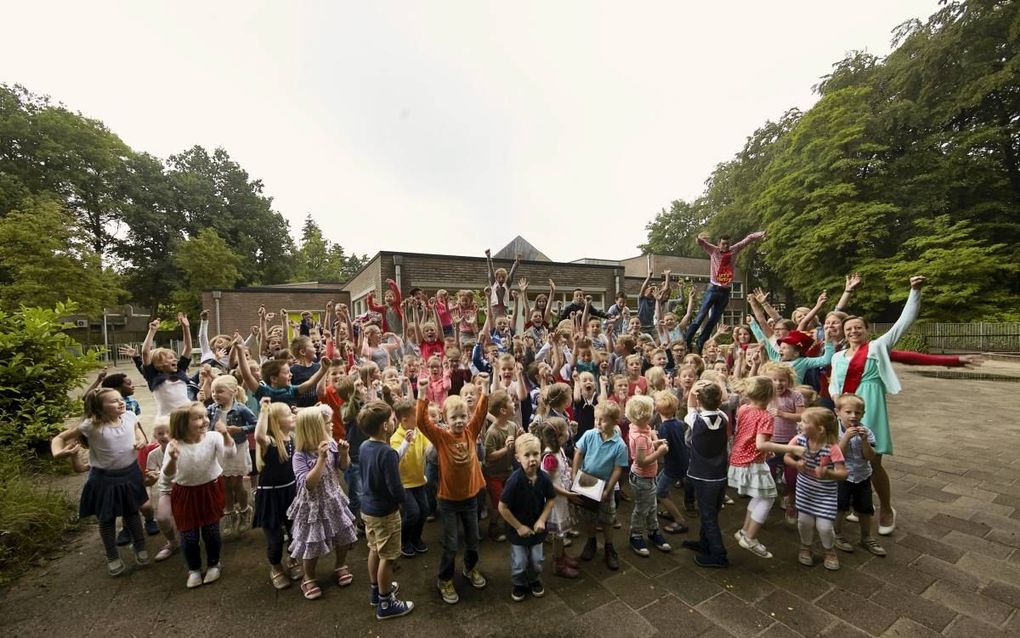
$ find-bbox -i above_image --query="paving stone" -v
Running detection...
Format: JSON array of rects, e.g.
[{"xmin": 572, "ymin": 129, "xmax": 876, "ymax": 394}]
[
  {"xmin": 984, "ymin": 529, "xmax": 1020, "ymax": 549},
  {"xmin": 941, "ymin": 530, "xmax": 1013, "ymax": 559},
  {"xmin": 819, "ymin": 564, "xmax": 883, "ymax": 598},
  {"xmin": 654, "ymin": 565, "xmax": 724, "ymax": 606},
  {"xmin": 927, "ymin": 513, "xmax": 991, "ymax": 537},
  {"xmin": 965, "ymin": 469, "xmax": 1015, "ymax": 485},
  {"xmin": 637, "ymin": 594, "xmax": 714, "ymax": 637},
  {"xmin": 920, "ymin": 581, "xmax": 1013, "ymax": 625},
  {"xmin": 978, "ymin": 580, "xmax": 1020, "ymax": 609},
  {"xmin": 868, "ymin": 584, "xmax": 956, "ymax": 632},
  {"xmin": 754, "ymin": 589, "xmax": 837, "ymax": 637},
  {"xmin": 879, "ymin": 617, "xmax": 943, "ymax": 638},
  {"xmin": 910, "ymin": 555, "xmax": 981, "ymax": 591},
  {"xmin": 941, "ymin": 615, "xmax": 1009, "ymax": 637},
  {"xmin": 817, "ymin": 620, "xmax": 870, "ymax": 638},
  {"xmin": 860, "ymin": 556, "xmax": 935, "ymax": 594},
  {"xmin": 695, "ymin": 592, "xmax": 775, "ymax": 636},
  {"xmin": 940, "ymin": 483, "xmax": 999, "ymax": 502},
  {"xmin": 897, "ymin": 532, "xmax": 964, "ymax": 564},
  {"xmin": 907, "ymin": 485, "xmax": 960, "ymax": 503},
  {"xmin": 816, "ymin": 588, "xmax": 898, "ymax": 635},
  {"xmin": 970, "ymin": 510, "xmax": 1020, "ymax": 535},
  {"xmin": 759, "ymin": 568, "xmax": 834, "ymax": 603},
  {"xmin": 954, "ymin": 549, "xmax": 1020, "ymax": 585},
  {"xmin": 694, "ymin": 563, "xmax": 776, "ymax": 603},
  {"xmin": 573, "ymin": 599, "xmax": 657, "ymax": 638},
  {"xmin": 553, "ymin": 573, "xmax": 616, "ymax": 615},
  {"xmin": 601, "ymin": 565, "xmax": 671, "ymax": 610},
  {"xmin": 757, "ymin": 622, "xmax": 801, "ymax": 638}
]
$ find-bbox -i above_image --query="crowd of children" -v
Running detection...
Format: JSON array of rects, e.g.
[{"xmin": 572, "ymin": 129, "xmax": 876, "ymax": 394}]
[{"xmin": 56, "ymin": 237, "xmax": 985, "ymax": 621}]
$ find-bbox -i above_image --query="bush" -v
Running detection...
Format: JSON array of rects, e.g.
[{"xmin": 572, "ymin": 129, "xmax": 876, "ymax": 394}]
[
  {"xmin": 890, "ymin": 328, "xmax": 929, "ymax": 354},
  {"xmin": 0, "ymin": 451, "xmax": 77, "ymax": 584},
  {"xmin": 0, "ymin": 302, "xmax": 101, "ymax": 450}
]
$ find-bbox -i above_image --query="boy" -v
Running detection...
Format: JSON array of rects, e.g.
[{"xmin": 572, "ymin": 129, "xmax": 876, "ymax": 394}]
[
  {"xmin": 289, "ymin": 335, "xmax": 322, "ymax": 408},
  {"xmin": 682, "ymin": 380, "xmax": 730, "ymax": 568},
  {"xmin": 357, "ymin": 400, "xmax": 414, "ymax": 620},
  {"xmin": 833, "ymin": 394, "xmax": 886, "ymax": 557},
  {"xmin": 625, "ymin": 395, "xmax": 671, "ymax": 556},
  {"xmin": 390, "ymin": 398, "xmax": 432, "ymax": 557},
  {"xmin": 235, "ymin": 334, "xmax": 330, "ymax": 405},
  {"xmin": 483, "ymin": 390, "xmax": 524, "ymax": 542},
  {"xmin": 416, "ymin": 374, "xmax": 491, "ymax": 604},
  {"xmin": 485, "ymin": 249, "xmax": 520, "ymax": 317},
  {"xmin": 498, "ymin": 433, "xmax": 556, "ymax": 602},
  {"xmin": 572, "ymin": 402, "xmax": 629, "ymax": 570},
  {"xmin": 653, "ymin": 390, "xmax": 690, "ymax": 535}
]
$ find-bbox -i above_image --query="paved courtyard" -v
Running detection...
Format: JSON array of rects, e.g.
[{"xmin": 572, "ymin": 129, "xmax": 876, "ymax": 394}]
[{"xmin": 2, "ymin": 361, "xmax": 1019, "ymax": 637}]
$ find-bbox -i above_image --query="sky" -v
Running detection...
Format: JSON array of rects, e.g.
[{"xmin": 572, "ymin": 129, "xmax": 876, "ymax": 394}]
[{"xmin": 3, "ymin": 1, "xmax": 942, "ymax": 263}]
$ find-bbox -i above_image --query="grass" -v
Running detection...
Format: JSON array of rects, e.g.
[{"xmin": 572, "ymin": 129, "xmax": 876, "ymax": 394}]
[{"xmin": 0, "ymin": 451, "xmax": 78, "ymax": 585}]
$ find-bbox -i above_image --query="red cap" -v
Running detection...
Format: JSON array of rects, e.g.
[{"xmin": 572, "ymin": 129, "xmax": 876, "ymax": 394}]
[{"xmin": 778, "ymin": 330, "xmax": 814, "ymax": 351}]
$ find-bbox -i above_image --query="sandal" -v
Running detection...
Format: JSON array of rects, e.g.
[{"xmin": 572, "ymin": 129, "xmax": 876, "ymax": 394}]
[
  {"xmin": 334, "ymin": 565, "xmax": 354, "ymax": 587},
  {"xmin": 286, "ymin": 558, "xmax": 304, "ymax": 581},
  {"xmin": 301, "ymin": 579, "xmax": 322, "ymax": 600},
  {"xmin": 798, "ymin": 547, "xmax": 813, "ymax": 566},
  {"xmin": 663, "ymin": 522, "xmax": 689, "ymax": 534},
  {"xmin": 270, "ymin": 568, "xmax": 291, "ymax": 590}
]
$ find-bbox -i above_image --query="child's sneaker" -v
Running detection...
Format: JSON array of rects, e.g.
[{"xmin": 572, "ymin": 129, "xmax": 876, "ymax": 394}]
[
  {"xmin": 648, "ymin": 532, "xmax": 672, "ymax": 553},
  {"xmin": 376, "ymin": 592, "xmax": 414, "ymax": 620},
  {"xmin": 845, "ymin": 510, "xmax": 859, "ymax": 523},
  {"xmin": 145, "ymin": 518, "xmax": 160, "ymax": 536},
  {"xmin": 135, "ymin": 549, "xmax": 150, "ymax": 566},
  {"xmin": 369, "ymin": 582, "xmax": 400, "ymax": 606},
  {"xmin": 462, "ymin": 567, "xmax": 487, "ymax": 589},
  {"xmin": 400, "ymin": 543, "xmax": 416, "ymax": 558},
  {"xmin": 833, "ymin": 535, "xmax": 854, "ymax": 553},
  {"xmin": 737, "ymin": 534, "xmax": 773, "ymax": 559},
  {"xmin": 203, "ymin": 564, "xmax": 221, "ymax": 584},
  {"xmin": 605, "ymin": 544, "xmax": 620, "ymax": 570},
  {"xmin": 861, "ymin": 536, "xmax": 887, "ymax": 556},
  {"xmin": 823, "ymin": 551, "xmax": 840, "ymax": 571},
  {"xmin": 412, "ymin": 540, "xmax": 429, "ymax": 554},
  {"xmin": 186, "ymin": 570, "xmax": 203, "ymax": 588},
  {"xmin": 511, "ymin": 585, "xmax": 527, "ymax": 602},
  {"xmin": 107, "ymin": 558, "xmax": 125, "ymax": 576},
  {"xmin": 798, "ymin": 547, "xmax": 813, "ymax": 566},
  {"xmin": 580, "ymin": 537, "xmax": 597, "ymax": 561},
  {"xmin": 221, "ymin": 511, "xmax": 236, "ymax": 536},
  {"xmin": 237, "ymin": 506, "xmax": 253, "ymax": 533},
  {"xmin": 529, "ymin": 580, "xmax": 545, "ymax": 598},
  {"xmin": 630, "ymin": 534, "xmax": 650, "ymax": 557},
  {"xmin": 437, "ymin": 579, "xmax": 459, "ymax": 604}
]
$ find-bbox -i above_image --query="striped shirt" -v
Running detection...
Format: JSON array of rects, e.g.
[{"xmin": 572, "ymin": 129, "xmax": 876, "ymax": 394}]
[{"xmin": 792, "ymin": 434, "xmax": 845, "ymax": 520}]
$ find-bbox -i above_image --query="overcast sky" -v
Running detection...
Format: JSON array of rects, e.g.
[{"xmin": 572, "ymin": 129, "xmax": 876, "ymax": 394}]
[{"xmin": 4, "ymin": 1, "xmax": 940, "ymax": 263}]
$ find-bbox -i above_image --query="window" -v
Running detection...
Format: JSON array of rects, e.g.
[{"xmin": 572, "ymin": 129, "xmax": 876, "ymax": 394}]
[
  {"xmin": 723, "ymin": 310, "xmax": 743, "ymax": 327},
  {"xmin": 731, "ymin": 281, "xmax": 744, "ymax": 299}
]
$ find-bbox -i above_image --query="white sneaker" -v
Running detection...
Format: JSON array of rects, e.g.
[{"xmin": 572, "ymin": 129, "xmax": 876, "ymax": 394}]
[
  {"xmin": 737, "ymin": 534, "xmax": 773, "ymax": 559},
  {"xmin": 154, "ymin": 543, "xmax": 176, "ymax": 562},
  {"xmin": 203, "ymin": 564, "xmax": 222, "ymax": 584},
  {"xmin": 187, "ymin": 571, "xmax": 203, "ymax": 588},
  {"xmin": 845, "ymin": 510, "xmax": 859, "ymax": 523}
]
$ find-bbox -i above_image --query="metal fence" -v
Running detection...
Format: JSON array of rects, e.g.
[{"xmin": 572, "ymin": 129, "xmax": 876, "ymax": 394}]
[{"xmin": 871, "ymin": 322, "xmax": 1020, "ymax": 353}]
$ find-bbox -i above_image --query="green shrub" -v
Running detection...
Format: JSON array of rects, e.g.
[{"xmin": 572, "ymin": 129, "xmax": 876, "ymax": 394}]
[
  {"xmin": 0, "ymin": 302, "xmax": 101, "ymax": 450},
  {"xmin": 0, "ymin": 451, "xmax": 77, "ymax": 584},
  {"xmin": 890, "ymin": 328, "xmax": 929, "ymax": 354}
]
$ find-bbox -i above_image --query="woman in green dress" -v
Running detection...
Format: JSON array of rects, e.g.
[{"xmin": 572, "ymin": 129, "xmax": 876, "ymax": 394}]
[{"xmin": 828, "ymin": 276, "xmax": 925, "ymax": 536}]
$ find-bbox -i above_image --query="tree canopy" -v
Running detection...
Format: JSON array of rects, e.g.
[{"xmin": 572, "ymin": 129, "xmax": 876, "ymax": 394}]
[{"xmin": 643, "ymin": 0, "xmax": 1020, "ymax": 321}]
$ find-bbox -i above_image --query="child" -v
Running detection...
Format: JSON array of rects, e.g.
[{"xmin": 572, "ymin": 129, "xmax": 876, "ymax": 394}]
[
  {"xmin": 415, "ymin": 375, "xmax": 490, "ymax": 605},
  {"xmin": 252, "ymin": 400, "xmax": 302, "ymax": 589},
  {"xmin": 358, "ymin": 400, "xmax": 415, "ymax": 620},
  {"xmin": 390, "ymin": 398, "xmax": 432, "ymax": 557},
  {"xmin": 498, "ymin": 432, "xmax": 556, "ymax": 602},
  {"xmin": 682, "ymin": 380, "xmax": 730, "ymax": 568},
  {"xmin": 653, "ymin": 390, "xmax": 690, "ymax": 535},
  {"xmin": 626, "ymin": 395, "xmax": 671, "ymax": 556},
  {"xmin": 485, "ymin": 249, "xmax": 520, "ymax": 317},
  {"xmin": 535, "ymin": 418, "xmax": 579, "ymax": 578},
  {"xmin": 571, "ymin": 371, "xmax": 599, "ymax": 443},
  {"xmin": 52, "ymin": 389, "xmax": 149, "ymax": 575},
  {"xmin": 572, "ymin": 402, "xmax": 629, "ymax": 571},
  {"xmin": 761, "ymin": 362, "xmax": 804, "ymax": 526},
  {"xmin": 163, "ymin": 401, "xmax": 237, "ymax": 588},
  {"xmin": 288, "ymin": 408, "xmax": 359, "ymax": 600},
  {"xmin": 483, "ymin": 390, "xmax": 524, "ymax": 542},
  {"xmin": 236, "ymin": 335, "xmax": 330, "ymax": 405},
  {"xmin": 145, "ymin": 422, "xmax": 178, "ymax": 562},
  {"xmin": 784, "ymin": 408, "xmax": 848, "ymax": 570},
  {"xmin": 141, "ymin": 314, "xmax": 194, "ymax": 419},
  {"xmin": 833, "ymin": 394, "xmax": 886, "ymax": 557},
  {"xmin": 289, "ymin": 335, "xmax": 322, "ymax": 408},
  {"xmin": 728, "ymin": 377, "xmax": 804, "ymax": 559},
  {"xmin": 207, "ymin": 375, "xmax": 257, "ymax": 536}
]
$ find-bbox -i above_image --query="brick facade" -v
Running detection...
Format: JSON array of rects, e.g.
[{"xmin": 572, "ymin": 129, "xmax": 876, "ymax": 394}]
[{"xmin": 200, "ymin": 287, "xmax": 350, "ymax": 339}]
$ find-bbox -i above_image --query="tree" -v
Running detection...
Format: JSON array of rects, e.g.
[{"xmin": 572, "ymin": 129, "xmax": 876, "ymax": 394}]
[
  {"xmin": 172, "ymin": 228, "xmax": 242, "ymax": 315},
  {"xmin": 0, "ymin": 197, "xmax": 124, "ymax": 315},
  {"xmin": 292, "ymin": 214, "xmax": 369, "ymax": 283},
  {"xmin": 639, "ymin": 200, "xmax": 708, "ymax": 257}
]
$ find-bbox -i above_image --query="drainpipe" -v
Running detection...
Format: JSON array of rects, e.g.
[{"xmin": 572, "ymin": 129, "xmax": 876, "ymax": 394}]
[
  {"xmin": 393, "ymin": 255, "xmax": 404, "ymax": 291},
  {"xmin": 212, "ymin": 290, "xmax": 222, "ymax": 335}
]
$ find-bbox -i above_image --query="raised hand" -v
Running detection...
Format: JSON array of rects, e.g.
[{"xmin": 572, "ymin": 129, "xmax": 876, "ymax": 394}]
[
  {"xmin": 177, "ymin": 312, "xmax": 189, "ymax": 328},
  {"xmin": 317, "ymin": 440, "xmax": 330, "ymax": 458},
  {"xmin": 909, "ymin": 275, "xmax": 927, "ymax": 289},
  {"xmin": 168, "ymin": 440, "xmax": 180, "ymax": 460},
  {"xmin": 518, "ymin": 277, "xmax": 529, "ymax": 291},
  {"xmin": 148, "ymin": 318, "xmax": 161, "ymax": 332},
  {"xmin": 845, "ymin": 273, "xmax": 862, "ymax": 292},
  {"xmin": 118, "ymin": 345, "xmax": 138, "ymax": 358},
  {"xmin": 200, "ymin": 309, "xmax": 209, "ymax": 320}
]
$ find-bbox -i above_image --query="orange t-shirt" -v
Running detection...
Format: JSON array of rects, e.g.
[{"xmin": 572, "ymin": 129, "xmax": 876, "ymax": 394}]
[
  {"xmin": 416, "ymin": 395, "xmax": 488, "ymax": 502},
  {"xmin": 319, "ymin": 385, "xmax": 346, "ymax": 441}
]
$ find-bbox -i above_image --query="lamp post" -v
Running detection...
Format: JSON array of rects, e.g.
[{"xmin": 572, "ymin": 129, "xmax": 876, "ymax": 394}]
[{"xmin": 212, "ymin": 290, "xmax": 222, "ymax": 335}]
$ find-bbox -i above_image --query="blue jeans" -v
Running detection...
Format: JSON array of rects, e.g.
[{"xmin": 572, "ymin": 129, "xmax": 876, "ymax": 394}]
[
  {"xmin": 685, "ymin": 284, "xmax": 731, "ymax": 350},
  {"xmin": 344, "ymin": 462, "xmax": 362, "ymax": 516},
  {"xmin": 655, "ymin": 471, "xmax": 695, "ymax": 508},
  {"xmin": 690, "ymin": 478, "xmax": 727, "ymax": 564},
  {"xmin": 510, "ymin": 542, "xmax": 544, "ymax": 587},
  {"xmin": 401, "ymin": 486, "xmax": 429, "ymax": 546},
  {"xmin": 437, "ymin": 497, "xmax": 480, "ymax": 581}
]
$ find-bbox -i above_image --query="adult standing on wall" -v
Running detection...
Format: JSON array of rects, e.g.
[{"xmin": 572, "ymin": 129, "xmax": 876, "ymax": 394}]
[
  {"xmin": 685, "ymin": 230, "xmax": 766, "ymax": 353},
  {"xmin": 828, "ymin": 275, "xmax": 926, "ymax": 536}
]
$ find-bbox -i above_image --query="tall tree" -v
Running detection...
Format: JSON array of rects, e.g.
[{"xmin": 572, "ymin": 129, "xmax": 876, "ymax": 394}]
[
  {"xmin": 293, "ymin": 214, "xmax": 368, "ymax": 283},
  {"xmin": 172, "ymin": 228, "xmax": 242, "ymax": 315},
  {"xmin": 639, "ymin": 200, "xmax": 708, "ymax": 257}
]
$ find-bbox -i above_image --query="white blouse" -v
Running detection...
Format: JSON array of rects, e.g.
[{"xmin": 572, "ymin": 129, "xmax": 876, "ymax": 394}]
[
  {"xmin": 162, "ymin": 432, "xmax": 236, "ymax": 486},
  {"xmin": 78, "ymin": 412, "xmax": 139, "ymax": 470}
]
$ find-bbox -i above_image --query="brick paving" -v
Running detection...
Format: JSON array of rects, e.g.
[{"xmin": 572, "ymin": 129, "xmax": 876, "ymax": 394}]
[{"xmin": 1, "ymin": 361, "xmax": 1018, "ymax": 637}]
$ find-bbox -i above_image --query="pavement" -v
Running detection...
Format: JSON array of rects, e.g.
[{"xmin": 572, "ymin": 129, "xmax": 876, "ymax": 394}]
[{"xmin": 1, "ymin": 360, "xmax": 1019, "ymax": 637}]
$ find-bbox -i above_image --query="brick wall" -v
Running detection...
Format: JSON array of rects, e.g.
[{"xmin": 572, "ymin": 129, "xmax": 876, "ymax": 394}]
[{"xmin": 200, "ymin": 288, "xmax": 350, "ymax": 338}]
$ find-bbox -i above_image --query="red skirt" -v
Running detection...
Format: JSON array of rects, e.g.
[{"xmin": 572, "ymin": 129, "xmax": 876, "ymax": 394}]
[{"xmin": 171, "ymin": 478, "xmax": 225, "ymax": 532}]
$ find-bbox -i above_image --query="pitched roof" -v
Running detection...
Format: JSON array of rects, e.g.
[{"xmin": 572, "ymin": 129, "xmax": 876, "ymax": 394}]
[{"xmin": 492, "ymin": 236, "xmax": 551, "ymax": 262}]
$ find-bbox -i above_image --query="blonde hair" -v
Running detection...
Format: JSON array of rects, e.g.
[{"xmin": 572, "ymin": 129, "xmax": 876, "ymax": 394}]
[
  {"xmin": 653, "ymin": 390, "xmax": 679, "ymax": 416},
  {"xmin": 149, "ymin": 347, "xmax": 176, "ymax": 366},
  {"xmin": 736, "ymin": 376, "xmax": 775, "ymax": 406},
  {"xmin": 294, "ymin": 407, "xmax": 328, "ymax": 452},
  {"xmin": 835, "ymin": 393, "xmax": 865, "ymax": 412},
  {"xmin": 802, "ymin": 407, "xmax": 839, "ymax": 445},
  {"xmin": 211, "ymin": 374, "xmax": 247, "ymax": 404},
  {"xmin": 760, "ymin": 361, "xmax": 796, "ymax": 388},
  {"xmin": 795, "ymin": 385, "xmax": 818, "ymax": 407},
  {"xmin": 443, "ymin": 394, "xmax": 467, "ymax": 416},
  {"xmin": 644, "ymin": 366, "xmax": 666, "ymax": 391},
  {"xmin": 515, "ymin": 432, "xmax": 540, "ymax": 455},
  {"xmin": 257, "ymin": 403, "xmax": 293, "ymax": 471},
  {"xmin": 625, "ymin": 394, "xmax": 654, "ymax": 424},
  {"xmin": 597, "ymin": 401, "xmax": 621, "ymax": 424}
]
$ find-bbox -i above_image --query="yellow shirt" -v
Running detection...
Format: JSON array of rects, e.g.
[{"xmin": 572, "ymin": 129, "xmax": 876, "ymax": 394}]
[{"xmin": 390, "ymin": 425, "xmax": 431, "ymax": 489}]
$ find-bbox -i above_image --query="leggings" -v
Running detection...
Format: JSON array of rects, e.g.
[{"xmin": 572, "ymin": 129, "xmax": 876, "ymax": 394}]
[
  {"xmin": 180, "ymin": 523, "xmax": 222, "ymax": 572},
  {"xmin": 263, "ymin": 521, "xmax": 293, "ymax": 565},
  {"xmin": 797, "ymin": 513, "xmax": 835, "ymax": 549},
  {"xmin": 748, "ymin": 497, "xmax": 774, "ymax": 525},
  {"xmin": 155, "ymin": 493, "xmax": 177, "ymax": 544},
  {"xmin": 98, "ymin": 514, "xmax": 144, "ymax": 560}
]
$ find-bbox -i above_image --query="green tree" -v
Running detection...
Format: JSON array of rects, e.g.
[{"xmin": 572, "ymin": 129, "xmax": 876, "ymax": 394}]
[
  {"xmin": 0, "ymin": 197, "xmax": 123, "ymax": 315},
  {"xmin": 292, "ymin": 214, "xmax": 368, "ymax": 283},
  {"xmin": 639, "ymin": 200, "xmax": 708, "ymax": 257},
  {"xmin": 172, "ymin": 228, "xmax": 242, "ymax": 315}
]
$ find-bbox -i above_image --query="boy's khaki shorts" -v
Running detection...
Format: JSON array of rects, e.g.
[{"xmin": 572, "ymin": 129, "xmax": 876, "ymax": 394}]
[{"xmin": 361, "ymin": 511, "xmax": 403, "ymax": 560}]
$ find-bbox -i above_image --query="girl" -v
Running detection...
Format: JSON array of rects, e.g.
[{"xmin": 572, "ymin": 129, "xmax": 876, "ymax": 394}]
[
  {"xmin": 208, "ymin": 375, "xmax": 257, "ymax": 536},
  {"xmin": 288, "ymin": 408, "xmax": 358, "ymax": 600},
  {"xmin": 52, "ymin": 389, "xmax": 148, "ymax": 575},
  {"xmin": 785, "ymin": 408, "xmax": 847, "ymax": 570},
  {"xmin": 536, "ymin": 418, "xmax": 579, "ymax": 578},
  {"xmin": 361, "ymin": 325, "xmax": 402, "ymax": 370},
  {"xmin": 253, "ymin": 399, "xmax": 302, "ymax": 589},
  {"xmin": 674, "ymin": 364, "xmax": 699, "ymax": 407},
  {"xmin": 424, "ymin": 355, "xmax": 451, "ymax": 406},
  {"xmin": 435, "ymin": 289, "xmax": 454, "ymax": 337},
  {"xmin": 163, "ymin": 401, "xmax": 237, "ymax": 588},
  {"xmin": 624, "ymin": 354, "xmax": 647, "ymax": 398},
  {"xmin": 144, "ymin": 422, "xmax": 178, "ymax": 562},
  {"xmin": 728, "ymin": 377, "xmax": 804, "ymax": 559},
  {"xmin": 761, "ymin": 362, "xmax": 804, "ymax": 527}
]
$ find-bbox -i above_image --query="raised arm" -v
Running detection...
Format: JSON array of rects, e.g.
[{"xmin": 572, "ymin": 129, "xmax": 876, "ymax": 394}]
[
  {"xmin": 141, "ymin": 317, "xmax": 159, "ymax": 365},
  {"xmin": 797, "ymin": 290, "xmax": 828, "ymax": 331},
  {"xmin": 485, "ymin": 248, "xmax": 495, "ymax": 284},
  {"xmin": 875, "ymin": 277, "xmax": 924, "ymax": 349},
  {"xmin": 544, "ymin": 279, "xmax": 556, "ymax": 326},
  {"xmin": 507, "ymin": 254, "xmax": 521, "ymax": 285},
  {"xmin": 728, "ymin": 230, "xmax": 766, "ymax": 256},
  {"xmin": 198, "ymin": 310, "xmax": 213, "ymax": 361},
  {"xmin": 234, "ymin": 334, "xmax": 260, "ymax": 392},
  {"xmin": 678, "ymin": 285, "xmax": 696, "ymax": 330},
  {"xmin": 834, "ymin": 273, "xmax": 861, "ymax": 313},
  {"xmin": 297, "ymin": 357, "xmax": 331, "ymax": 395}
]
